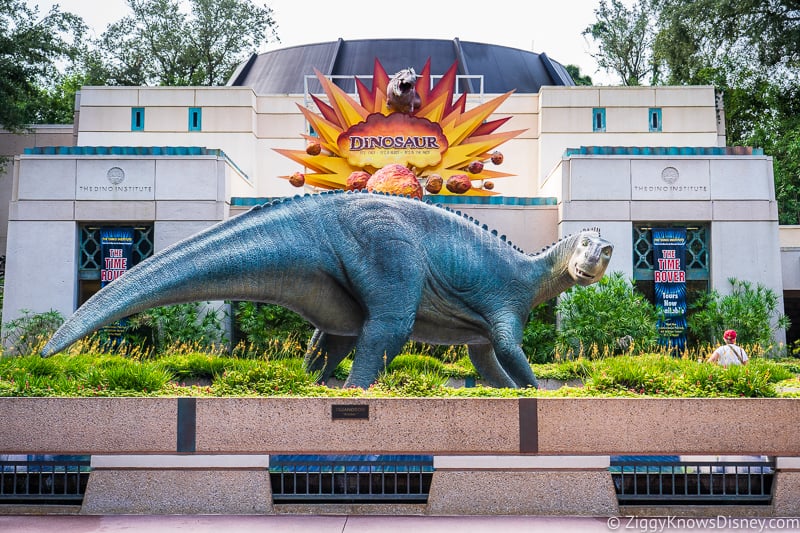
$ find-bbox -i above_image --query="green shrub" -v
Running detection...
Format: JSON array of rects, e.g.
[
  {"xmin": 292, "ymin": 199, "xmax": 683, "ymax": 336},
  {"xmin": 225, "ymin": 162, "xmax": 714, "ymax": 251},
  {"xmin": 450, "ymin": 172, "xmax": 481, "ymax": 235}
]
[
  {"xmin": 522, "ymin": 302, "xmax": 557, "ymax": 363},
  {"xmin": 532, "ymin": 358, "xmax": 594, "ymax": 381},
  {"xmin": 83, "ymin": 358, "xmax": 173, "ymax": 394},
  {"xmin": 586, "ymin": 354, "xmax": 682, "ymax": 395},
  {"xmin": 374, "ymin": 366, "xmax": 448, "ymax": 396},
  {"xmin": 234, "ymin": 302, "xmax": 313, "ymax": 352},
  {"xmin": 155, "ymin": 352, "xmax": 241, "ymax": 381},
  {"xmin": 388, "ymin": 354, "xmax": 446, "ymax": 374},
  {"xmin": 443, "ymin": 355, "xmax": 480, "ymax": 379},
  {"xmin": 2, "ymin": 309, "xmax": 65, "ymax": 356},
  {"xmin": 124, "ymin": 302, "xmax": 227, "ymax": 353},
  {"xmin": 212, "ymin": 358, "xmax": 322, "ymax": 395},
  {"xmin": 688, "ymin": 277, "xmax": 789, "ymax": 350},
  {"xmin": 400, "ymin": 342, "xmax": 467, "ymax": 364},
  {"xmin": 583, "ymin": 353, "xmax": 783, "ymax": 397},
  {"xmin": 556, "ymin": 272, "xmax": 659, "ymax": 359}
]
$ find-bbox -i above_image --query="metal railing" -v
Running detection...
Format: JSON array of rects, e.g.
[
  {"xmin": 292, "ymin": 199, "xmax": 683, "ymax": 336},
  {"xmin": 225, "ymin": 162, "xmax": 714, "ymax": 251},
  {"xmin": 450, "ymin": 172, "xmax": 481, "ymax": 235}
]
[
  {"xmin": 302, "ymin": 73, "xmax": 485, "ymax": 132},
  {"xmin": 0, "ymin": 456, "xmax": 91, "ymax": 505},
  {"xmin": 270, "ymin": 454, "xmax": 434, "ymax": 503},
  {"xmin": 610, "ymin": 456, "xmax": 774, "ymax": 505}
]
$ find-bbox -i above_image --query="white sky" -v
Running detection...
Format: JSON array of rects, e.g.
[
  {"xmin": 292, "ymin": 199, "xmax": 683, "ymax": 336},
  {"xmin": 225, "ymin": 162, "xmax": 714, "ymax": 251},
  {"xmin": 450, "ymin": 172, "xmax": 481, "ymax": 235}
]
[{"xmin": 30, "ymin": 0, "xmax": 617, "ymax": 85}]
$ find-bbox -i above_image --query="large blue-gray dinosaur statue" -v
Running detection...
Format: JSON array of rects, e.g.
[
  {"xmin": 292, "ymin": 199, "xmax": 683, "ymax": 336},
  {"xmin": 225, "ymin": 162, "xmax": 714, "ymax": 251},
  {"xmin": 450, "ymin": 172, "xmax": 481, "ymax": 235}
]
[{"xmin": 41, "ymin": 191, "xmax": 613, "ymax": 389}]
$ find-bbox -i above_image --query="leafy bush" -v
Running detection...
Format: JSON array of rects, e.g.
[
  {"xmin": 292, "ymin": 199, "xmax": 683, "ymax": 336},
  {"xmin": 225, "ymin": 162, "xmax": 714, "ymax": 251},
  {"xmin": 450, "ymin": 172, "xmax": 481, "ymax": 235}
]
[
  {"xmin": 583, "ymin": 353, "xmax": 787, "ymax": 397},
  {"xmin": 212, "ymin": 358, "xmax": 322, "ymax": 396},
  {"xmin": 401, "ymin": 341, "xmax": 467, "ymax": 364},
  {"xmin": 532, "ymin": 358, "xmax": 594, "ymax": 381},
  {"xmin": 522, "ymin": 302, "xmax": 557, "ymax": 363},
  {"xmin": 555, "ymin": 272, "xmax": 659, "ymax": 358},
  {"xmin": 83, "ymin": 358, "xmax": 173, "ymax": 394},
  {"xmin": 688, "ymin": 277, "xmax": 790, "ymax": 351},
  {"xmin": 155, "ymin": 352, "xmax": 242, "ymax": 381},
  {"xmin": 374, "ymin": 366, "xmax": 448, "ymax": 396},
  {"xmin": 234, "ymin": 302, "xmax": 313, "ymax": 352},
  {"xmin": 0, "ymin": 345, "xmax": 797, "ymax": 398},
  {"xmin": 2, "ymin": 309, "xmax": 64, "ymax": 356},
  {"xmin": 125, "ymin": 302, "xmax": 227, "ymax": 353},
  {"xmin": 388, "ymin": 354, "xmax": 446, "ymax": 374},
  {"xmin": 0, "ymin": 353, "xmax": 174, "ymax": 396}
]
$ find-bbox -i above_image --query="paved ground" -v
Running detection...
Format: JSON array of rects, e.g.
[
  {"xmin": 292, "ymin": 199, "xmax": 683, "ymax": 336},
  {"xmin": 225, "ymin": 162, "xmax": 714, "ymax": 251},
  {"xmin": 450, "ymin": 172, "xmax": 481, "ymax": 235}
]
[
  {"xmin": 6, "ymin": 514, "xmax": 800, "ymax": 533},
  {"xmin": 0, "ymin": 514, "xmax": 628, "ymax": 533}
]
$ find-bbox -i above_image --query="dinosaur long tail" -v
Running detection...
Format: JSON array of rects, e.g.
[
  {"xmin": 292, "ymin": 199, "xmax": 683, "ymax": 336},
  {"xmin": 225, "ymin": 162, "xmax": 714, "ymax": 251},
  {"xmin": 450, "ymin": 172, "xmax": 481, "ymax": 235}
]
[{"xmin": 40, "ymin": 212, "xmax": 276, "ymax": 357}]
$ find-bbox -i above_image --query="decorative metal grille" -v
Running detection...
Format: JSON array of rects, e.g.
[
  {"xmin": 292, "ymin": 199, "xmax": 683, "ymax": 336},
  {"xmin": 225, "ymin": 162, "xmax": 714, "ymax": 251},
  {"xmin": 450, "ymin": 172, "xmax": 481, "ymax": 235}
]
[
  {"xmin": 270, "ymin": 455, "xmax": 434, "ymax": 503},
  {"xmin": 633, "ymin": 225, "xmax": 708, "ymax": 280},
  {"xmin": 79, "ymin": 225, "xmax": 153, "ymax": 280},
  {"xmin": 0, "ymin": 455, "xmax": 91, "ymax": 505},
  {"xmin": 611, "ymin": 456, "xmax": 774, "ymax": 505}
]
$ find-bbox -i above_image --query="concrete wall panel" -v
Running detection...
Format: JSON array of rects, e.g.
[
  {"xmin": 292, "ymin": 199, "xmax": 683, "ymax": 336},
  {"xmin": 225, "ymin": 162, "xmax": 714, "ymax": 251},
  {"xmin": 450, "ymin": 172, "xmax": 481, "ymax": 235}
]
[
  {"xmin": 194, "ymin": 88, "xmax": 255, "ymax": 107},
  {"xmin": 599, "ymin": 88, "xmax": 656, "ymax": 107},
  {"xmin": 138, "ymin": 88, "xmax": 196, "ymax": 107},
  {"xmin": 77, "ymin": 107, "xmax": 135, "ymax": 133},
  {"xmin": 538, "ymin": 87, "xmax": 600, "ymax": 108},
  {"xmin": 2, "ymin": 220, "xmax": 76, "ymax": 323},
  {"xmin": 79, "ymin": 88, "xmax": 140, "ymax": 107},
  {"xmin": 17, "ymin": 158, "xmax": 77, "ymax": 200},
  {"xmin": 155, "ymin": 158, "xmax": 219, "ymax": 200},
  {"xmin": 569, "ymin": 159, "xmax": 631, "ymax": 200},
  {"xmin": 710, "ymin": 158, "xmax": 774, "ymax": 200}
]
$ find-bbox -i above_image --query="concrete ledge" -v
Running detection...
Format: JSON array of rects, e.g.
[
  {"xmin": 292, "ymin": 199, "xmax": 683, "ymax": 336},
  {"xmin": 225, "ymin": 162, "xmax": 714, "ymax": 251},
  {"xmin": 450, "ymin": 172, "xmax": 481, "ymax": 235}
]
[
  {"xmin": 91, "ymin": 454, "xmax": 270, "ymax": 469},
  {"xmin": 776, "ymin": 457, "xmax": 800, "ymax": 470}
]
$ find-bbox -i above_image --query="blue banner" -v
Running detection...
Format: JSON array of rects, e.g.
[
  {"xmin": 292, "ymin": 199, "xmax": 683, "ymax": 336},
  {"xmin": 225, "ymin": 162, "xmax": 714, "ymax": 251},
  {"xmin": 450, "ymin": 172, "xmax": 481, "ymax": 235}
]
[
  {"xmin": 100, "ymin": 227, "xmax": 134, "ymax": 340},
  {"xmin": 100, "ymin": 227, "xmax": 133, "ymax": 287},
  {"xmin": 653, "ymin": 228, "xmax": 687, "ymax": 351}
]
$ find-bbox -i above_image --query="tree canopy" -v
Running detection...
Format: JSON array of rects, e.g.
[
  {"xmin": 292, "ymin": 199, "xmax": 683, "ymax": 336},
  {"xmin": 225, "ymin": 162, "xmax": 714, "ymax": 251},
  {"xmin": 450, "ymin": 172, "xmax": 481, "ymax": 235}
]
[
  {"xmin": 0, "ymin": 0, "xmax": 279, "ymax": 133},
  {"xmin": 0, "ymin": 0, "xmax": 85, "ymax": 131},
  {"xmin": 97, "ymin": 0, "xmax": 279, "ymax": 86}
]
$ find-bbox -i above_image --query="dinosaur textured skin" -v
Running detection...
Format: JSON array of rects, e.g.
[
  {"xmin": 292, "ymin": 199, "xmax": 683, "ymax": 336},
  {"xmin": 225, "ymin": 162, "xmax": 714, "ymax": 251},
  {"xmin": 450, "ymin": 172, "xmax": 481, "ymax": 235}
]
[{"xmin": 41, "ymin": 191, "xmax": 613, "ymax": 388}]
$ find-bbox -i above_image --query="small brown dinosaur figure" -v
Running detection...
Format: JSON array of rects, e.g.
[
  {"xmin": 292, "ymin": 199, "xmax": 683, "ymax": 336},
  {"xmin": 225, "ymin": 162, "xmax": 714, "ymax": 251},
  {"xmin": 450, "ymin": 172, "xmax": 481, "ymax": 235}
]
[{"xmin": 386, "ymin": 68, "xmax": 421, "ymax": 114}]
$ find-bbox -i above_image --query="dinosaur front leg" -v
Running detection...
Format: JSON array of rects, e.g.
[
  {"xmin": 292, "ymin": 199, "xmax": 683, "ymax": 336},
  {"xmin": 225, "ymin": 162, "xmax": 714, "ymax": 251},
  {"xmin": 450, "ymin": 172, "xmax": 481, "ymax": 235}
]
[
  {"xmin": 304, "ymin": 330, "xmax": 357, "ymax": 384},
  {"xmin": 343, "ymin": 315, "xmax": 416, "ymax": 389},
  {"xmin": 491, "ymin": 327, "xmax": 539, "ymax": 389},
  {"xmin": 467, "ymin": 344, "xmax": 517, "ymax": 388}
]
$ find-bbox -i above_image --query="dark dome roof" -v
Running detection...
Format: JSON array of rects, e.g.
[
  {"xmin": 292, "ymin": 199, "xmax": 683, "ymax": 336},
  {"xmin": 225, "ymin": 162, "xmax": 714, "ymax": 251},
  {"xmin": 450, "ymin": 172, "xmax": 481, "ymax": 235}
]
[{"xmin": 228, "ymin": 38, "xmax": 575, "ymax": 94}]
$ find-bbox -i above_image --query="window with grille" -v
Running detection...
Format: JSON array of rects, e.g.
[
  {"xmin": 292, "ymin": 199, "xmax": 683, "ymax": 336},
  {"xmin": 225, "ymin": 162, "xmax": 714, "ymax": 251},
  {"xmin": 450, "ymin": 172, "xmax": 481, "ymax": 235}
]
[
  {"xmin": 592, "ymin": 107, "xmax": 606, "ymax": 132},
  {"xmin": 649, "ymin": 108, "xmax": 662, "ymax": 132},
  {"xmin": 131, "ymin": 107, "xmax": 144, "ymax": 131},
  {"xmin": 79, "ymin": 225, "xmax": 153, "ymax": 304},
  {"xmin": 188, "ymin": 107, "xmax": 202, "ymax": 131}
]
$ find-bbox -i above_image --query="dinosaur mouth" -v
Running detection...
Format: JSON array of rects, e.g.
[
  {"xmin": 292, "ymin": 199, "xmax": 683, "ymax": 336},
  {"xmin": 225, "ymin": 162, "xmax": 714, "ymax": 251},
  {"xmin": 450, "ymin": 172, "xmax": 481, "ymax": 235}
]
[{"xmin": 573, "ymin": 263, "xmax": 598, "ymax": 281}]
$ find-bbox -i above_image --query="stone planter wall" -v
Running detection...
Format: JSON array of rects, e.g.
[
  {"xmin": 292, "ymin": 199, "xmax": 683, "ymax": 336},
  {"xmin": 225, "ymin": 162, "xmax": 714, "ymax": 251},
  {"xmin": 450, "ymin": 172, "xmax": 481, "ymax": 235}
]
[{"xmin": 1, "ymin": 397, "xmax": 798, "ymax": 515}]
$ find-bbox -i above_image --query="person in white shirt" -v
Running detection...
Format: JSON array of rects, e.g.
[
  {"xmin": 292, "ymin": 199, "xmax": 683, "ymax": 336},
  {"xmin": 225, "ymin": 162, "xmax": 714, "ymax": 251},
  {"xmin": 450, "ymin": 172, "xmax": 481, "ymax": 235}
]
[{"xmin": 707, "ymin": 329, "xmax": 748, "ymax": 367}]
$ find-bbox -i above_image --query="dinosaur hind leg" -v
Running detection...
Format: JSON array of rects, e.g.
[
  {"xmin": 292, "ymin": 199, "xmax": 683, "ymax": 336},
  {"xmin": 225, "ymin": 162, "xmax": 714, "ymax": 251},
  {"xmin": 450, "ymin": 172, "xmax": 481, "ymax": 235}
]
[
  {"xmin": 304, "ymin": 330, "xmax": 357, "ymax": 384},
  {"xmin": 467, "ymin": 344, "xmax": 517, "ymax": 388}
]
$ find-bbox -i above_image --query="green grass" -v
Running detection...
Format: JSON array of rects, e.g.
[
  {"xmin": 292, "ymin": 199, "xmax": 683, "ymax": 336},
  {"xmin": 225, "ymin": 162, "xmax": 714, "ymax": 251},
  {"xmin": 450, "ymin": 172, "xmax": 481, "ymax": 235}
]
[{"xmin": 1, "ymin": 348, "xmax": 799, "ymax": 398}]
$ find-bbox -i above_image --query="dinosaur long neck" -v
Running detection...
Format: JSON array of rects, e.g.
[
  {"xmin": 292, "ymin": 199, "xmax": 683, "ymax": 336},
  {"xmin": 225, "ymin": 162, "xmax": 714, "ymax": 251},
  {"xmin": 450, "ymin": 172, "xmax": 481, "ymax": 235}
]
[{"xmin": 529, "ymin": 235, "xmax": 579, "ymax": 306}]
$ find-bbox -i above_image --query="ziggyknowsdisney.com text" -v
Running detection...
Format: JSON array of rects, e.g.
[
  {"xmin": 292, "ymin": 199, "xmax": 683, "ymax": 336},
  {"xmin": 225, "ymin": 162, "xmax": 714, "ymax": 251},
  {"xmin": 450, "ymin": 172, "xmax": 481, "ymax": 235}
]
[{"xmin": 607, "ymin": 515, "xmax": 800, "ymax": 532}]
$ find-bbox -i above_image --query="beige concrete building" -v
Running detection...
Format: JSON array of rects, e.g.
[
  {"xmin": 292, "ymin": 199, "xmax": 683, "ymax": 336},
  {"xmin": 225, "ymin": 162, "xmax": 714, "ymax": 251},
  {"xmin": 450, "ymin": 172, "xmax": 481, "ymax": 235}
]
[{"xmin": 0, "ymin": 39, "xmax": 793, "ymax": 347}]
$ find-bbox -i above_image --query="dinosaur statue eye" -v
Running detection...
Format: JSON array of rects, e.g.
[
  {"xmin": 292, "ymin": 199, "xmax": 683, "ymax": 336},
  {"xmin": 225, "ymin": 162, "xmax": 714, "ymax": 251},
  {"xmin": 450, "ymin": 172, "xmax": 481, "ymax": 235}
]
[{"xmin": 581, "ymin": 237, "xmax": 590, "ymax": 247}]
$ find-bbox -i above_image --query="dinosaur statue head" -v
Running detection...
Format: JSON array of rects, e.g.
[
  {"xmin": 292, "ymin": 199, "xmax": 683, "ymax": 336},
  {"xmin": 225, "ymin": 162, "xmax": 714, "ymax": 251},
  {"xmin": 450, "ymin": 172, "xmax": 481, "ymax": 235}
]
[
  {"xmin": 568, "ymin": 229, "xmax": 613, "ymax": 286},
  {"xmin": 386, "ymin": 67, "xmax": 421, "ymax": 114}
]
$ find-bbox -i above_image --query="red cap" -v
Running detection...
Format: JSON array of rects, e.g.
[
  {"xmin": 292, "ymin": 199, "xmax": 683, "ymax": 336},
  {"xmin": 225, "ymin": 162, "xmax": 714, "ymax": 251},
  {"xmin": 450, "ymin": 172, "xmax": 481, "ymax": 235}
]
[{"xmin": 723, "ymin": 329, "xmax": 737, "ymax": 341}]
